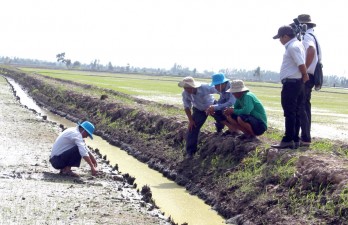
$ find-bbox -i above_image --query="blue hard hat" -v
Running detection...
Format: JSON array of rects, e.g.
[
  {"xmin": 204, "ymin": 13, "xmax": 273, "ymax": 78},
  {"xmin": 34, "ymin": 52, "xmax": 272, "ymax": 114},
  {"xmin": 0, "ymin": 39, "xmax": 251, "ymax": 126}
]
[
  {"xmin": 78, "ymin": 121, "xmax": 95, "ymax": 139},
  {"xmin": 210, "ymin": 73, "xmax": 229, "ymax": 86}
]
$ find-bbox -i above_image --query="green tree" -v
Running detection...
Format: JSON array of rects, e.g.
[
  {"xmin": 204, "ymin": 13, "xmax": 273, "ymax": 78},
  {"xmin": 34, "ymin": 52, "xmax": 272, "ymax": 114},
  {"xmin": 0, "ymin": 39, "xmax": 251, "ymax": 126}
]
[
  {"xmin": 72, "ymin": 61, "xmax": 81, "ymax": 68},
  {"xmin": 254, "ymin": 66, "xmax": 261, "ymax": 80},
  {"xmin": 108, "ymin": 62, "xmax": 113, "ymax": 71},
  {"xmin": 56, "ymin": 52, "xmax": 72, "ymax": 69},
  {"xmin": 56, "ymin": 52, "xmax": 66, "ymax": 63}
]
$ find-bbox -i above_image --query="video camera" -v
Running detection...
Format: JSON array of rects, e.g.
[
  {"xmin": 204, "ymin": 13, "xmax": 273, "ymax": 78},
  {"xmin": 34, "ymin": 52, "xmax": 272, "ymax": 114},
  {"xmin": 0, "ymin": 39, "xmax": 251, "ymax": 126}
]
[{"xmin": 291, "ymin": 18, "xmax": 307, "ymax": 41}]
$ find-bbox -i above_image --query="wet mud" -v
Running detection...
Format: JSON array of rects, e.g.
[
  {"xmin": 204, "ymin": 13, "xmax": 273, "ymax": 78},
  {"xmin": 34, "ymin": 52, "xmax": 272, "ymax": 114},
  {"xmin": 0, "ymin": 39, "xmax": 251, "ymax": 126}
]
[
  {"xmin": 0, "ymin": 75, "xmax": 170, "ymax": 224},
  {"xmin": 2, "ymin": 67, "xmax": 348, "ymax": 224}
]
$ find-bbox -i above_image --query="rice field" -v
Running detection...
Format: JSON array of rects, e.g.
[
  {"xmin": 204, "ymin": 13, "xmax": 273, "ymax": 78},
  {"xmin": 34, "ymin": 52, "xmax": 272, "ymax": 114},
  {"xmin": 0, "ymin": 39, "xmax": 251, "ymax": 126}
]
[{"xmin": 20, "ymin": 67, "xmax": 348, "ymax": 142}]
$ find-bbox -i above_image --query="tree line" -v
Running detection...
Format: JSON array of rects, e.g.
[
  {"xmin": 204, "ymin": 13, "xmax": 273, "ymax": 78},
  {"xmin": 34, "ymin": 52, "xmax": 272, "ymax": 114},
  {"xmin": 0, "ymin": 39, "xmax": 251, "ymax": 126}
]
[{"xmin": 1, "ymin": 55, "xmax": 348, "ymax": 88}]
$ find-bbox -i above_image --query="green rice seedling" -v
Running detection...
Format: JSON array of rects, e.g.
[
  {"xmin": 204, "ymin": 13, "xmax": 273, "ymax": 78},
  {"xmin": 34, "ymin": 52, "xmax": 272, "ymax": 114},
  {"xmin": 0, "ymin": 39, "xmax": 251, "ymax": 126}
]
[
  {"xmin": 311, "ymin": 141, "xmax": 334, "ymax": 154},
  {"xmin": 270, "ymin": 156, "xmax": 298, "ymax": 184}
]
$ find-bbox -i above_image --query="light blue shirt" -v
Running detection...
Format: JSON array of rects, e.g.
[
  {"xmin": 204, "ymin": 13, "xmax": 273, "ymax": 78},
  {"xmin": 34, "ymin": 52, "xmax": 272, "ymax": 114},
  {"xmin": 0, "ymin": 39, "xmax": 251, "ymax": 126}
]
[
  {"xmin": 212, "ymin": 81, "xmax": 236, "ymax": 111},
  {"xmin": 182, "ymin": 84, "xmax": 216, "ymax": 111}
]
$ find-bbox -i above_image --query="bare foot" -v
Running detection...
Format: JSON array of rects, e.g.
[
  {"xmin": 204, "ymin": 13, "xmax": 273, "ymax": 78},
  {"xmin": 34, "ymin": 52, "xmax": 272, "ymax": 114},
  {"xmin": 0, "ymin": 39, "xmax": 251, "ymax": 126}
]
[{"xmin": 60, "ymin": 169, "xmax": 80, "ymax": 177}]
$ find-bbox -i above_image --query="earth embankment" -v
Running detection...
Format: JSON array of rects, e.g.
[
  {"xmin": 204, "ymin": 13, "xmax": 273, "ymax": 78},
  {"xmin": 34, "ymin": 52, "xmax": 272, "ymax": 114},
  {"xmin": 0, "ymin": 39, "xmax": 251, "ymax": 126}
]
[
  {"xmin": 2, "ymin": 66, "xmax": 348, "ymax": 225},
  {"xmin": 0, "ymin": 73, "xmax": 170, "ymax": 224}
]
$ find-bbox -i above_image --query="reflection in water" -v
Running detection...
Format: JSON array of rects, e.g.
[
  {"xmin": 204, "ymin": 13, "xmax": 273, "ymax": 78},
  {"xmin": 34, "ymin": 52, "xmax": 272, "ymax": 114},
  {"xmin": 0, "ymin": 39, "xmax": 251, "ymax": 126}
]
[{"xmin": 7, "ymin": 77, "xmax": 226, "ymax": 225}]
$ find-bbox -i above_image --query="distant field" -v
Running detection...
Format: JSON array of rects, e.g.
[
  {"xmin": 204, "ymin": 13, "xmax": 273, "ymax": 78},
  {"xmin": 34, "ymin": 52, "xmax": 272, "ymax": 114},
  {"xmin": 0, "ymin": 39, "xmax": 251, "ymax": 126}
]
[{"xmin": 20, "ymin": 67, "xmax": 348, "ymax": 140}]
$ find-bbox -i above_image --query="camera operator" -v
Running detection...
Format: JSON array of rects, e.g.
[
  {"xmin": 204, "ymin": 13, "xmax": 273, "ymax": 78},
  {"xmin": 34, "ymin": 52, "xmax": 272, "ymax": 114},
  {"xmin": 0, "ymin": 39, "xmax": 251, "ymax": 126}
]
[{"xmin": 296, "ymin": 14, "xmax": 322, "ymax": 147}]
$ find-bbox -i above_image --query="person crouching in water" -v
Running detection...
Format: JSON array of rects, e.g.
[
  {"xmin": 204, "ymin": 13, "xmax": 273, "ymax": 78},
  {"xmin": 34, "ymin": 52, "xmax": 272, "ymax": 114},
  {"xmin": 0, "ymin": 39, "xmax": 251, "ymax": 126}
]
[
  {"xmin": 49, "ymin": 121, "xmax": 98, "ymax": 177},
  {"xmin": 223, "ymin": 80, "xmax": 267, "ymax": 139}
]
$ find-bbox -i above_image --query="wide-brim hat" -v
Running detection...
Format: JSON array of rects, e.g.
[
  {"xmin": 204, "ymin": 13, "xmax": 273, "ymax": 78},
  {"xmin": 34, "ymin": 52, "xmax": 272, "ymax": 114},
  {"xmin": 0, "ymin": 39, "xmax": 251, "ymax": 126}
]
[
  {"xmin": 210, "ymin": 73, "xmax": 229, "ymax": 86},
  {"xmin": 178, "ymin": 76, "xmax": 202, "ymax": 88},
  {"xmin": 297, "ymin": 14, "xmax": 316, "ymax": 27},
  {"xmin": 78, "ymin": 121, "xmax": 95, "ymax": 139},
  {"xmin": 227, "ymin": 80, "xmax": 249, "ymax": 93}
]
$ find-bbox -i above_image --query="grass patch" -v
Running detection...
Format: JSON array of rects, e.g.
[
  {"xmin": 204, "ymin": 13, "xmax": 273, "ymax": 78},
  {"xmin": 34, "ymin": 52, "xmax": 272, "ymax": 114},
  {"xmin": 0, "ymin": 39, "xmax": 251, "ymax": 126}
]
[{"xmin": 228, "ymin": 148, "xmax": 264, "ymax": 194}]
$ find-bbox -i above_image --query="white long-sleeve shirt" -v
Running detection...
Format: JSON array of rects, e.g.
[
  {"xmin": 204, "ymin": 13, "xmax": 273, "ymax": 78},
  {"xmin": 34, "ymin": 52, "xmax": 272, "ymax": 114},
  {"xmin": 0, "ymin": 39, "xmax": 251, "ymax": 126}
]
[{"xmin": 50, "ymin": 126, "xmax": 89, "ymax": 158}]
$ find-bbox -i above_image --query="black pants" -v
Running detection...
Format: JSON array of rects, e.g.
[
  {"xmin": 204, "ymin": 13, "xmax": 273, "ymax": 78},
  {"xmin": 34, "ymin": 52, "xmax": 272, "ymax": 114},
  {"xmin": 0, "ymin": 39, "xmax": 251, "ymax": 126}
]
[
  {"xmin": 49, "ymin": 146, "xmax": 82, "ymax": 170},
  {"xmin": 211, "ymin": 110, "xmax": 226, "ymax": 132},
  {"xmin": 300, "ymin": 74, "xmax": 315, "ymax": 142},
  {"xmin": 186, "ymin": 107, "xmax": 222, "ymax": 155},
  {"xmin": 281, "ymin": 79, "xmax": 304, "ymax": 142}
]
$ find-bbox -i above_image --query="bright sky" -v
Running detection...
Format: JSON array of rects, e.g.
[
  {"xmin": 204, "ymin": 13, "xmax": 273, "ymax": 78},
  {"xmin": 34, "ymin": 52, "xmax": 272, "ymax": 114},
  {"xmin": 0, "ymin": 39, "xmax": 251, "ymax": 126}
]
[{"xmin": 1, "ymin": 0, "xmax": 347, "ymax": 77}]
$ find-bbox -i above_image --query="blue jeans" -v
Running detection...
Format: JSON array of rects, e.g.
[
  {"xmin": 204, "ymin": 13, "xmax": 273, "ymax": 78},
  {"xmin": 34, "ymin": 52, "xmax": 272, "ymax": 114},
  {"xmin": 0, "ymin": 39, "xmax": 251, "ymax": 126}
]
[{"xmin": 49, "ymin": 146, "xmax": 82, "ymax": 170}]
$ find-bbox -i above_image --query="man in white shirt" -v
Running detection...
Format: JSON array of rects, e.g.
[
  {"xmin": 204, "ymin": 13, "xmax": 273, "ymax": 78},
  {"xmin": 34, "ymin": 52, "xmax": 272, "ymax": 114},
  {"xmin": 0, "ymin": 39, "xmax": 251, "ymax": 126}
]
[
  {"xmin": 50, "ymin": 121, "xmax": 98, "ymax": 177},
  {"xmin": 297, "ymin": 14, "xmax": 322, "ymax": 147},
  {"xmin": 271, "ymin": 25, "xmax": 309, "ymax": 149}
]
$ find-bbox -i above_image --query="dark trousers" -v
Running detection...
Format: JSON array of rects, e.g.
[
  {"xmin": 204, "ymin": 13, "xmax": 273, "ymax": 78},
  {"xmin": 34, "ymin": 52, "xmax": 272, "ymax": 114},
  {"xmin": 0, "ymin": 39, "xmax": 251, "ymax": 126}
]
[
  {"xmin": 49, "ymin": 146, "xmax": 82, "ymax": 170},
  {"xmin": 211, "ymin": 110, "xmax": 226, "ymax": 132},
  {"xmin": 281, "ymin": 80, "xmax": 304, "ymax": 142},
  {"xmin": 300, "ymin": 74, "xmax": 315, "ymax": 142}
]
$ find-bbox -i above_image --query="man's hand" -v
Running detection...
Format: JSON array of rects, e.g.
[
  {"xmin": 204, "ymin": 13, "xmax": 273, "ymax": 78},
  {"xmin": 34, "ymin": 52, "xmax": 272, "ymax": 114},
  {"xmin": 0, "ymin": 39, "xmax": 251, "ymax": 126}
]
[
  {"xmin": 223, "ymin": 107, "xmax": 234, "ymax": 116},
  {"xmin": 91, "ymin": 166, "xmax": 98, "ymax": 176},
  {"xmin": 89, "ymin": 152, "xmax": 98, "ymax": 168},
  {"xmin": 302, "ymin": 73, "xmax": 310, "ymax": 83},
  {"xmin": 188, "ymin": 119, "xmax": 196, "ymax": 131},
  {"xmin": 84, "ymin": 155, "xmax": 99, "ymax": 176},
  {"xmin": 206, "ymin": 105, "xmax": 215, "ymax": 116}
]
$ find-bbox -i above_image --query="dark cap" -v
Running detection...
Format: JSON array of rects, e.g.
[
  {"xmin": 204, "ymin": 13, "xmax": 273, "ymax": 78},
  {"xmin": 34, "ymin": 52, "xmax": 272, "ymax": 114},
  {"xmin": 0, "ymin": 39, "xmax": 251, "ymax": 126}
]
[
  {"xmin": 297, "ymin": 14, "xmax": 316, "ymax": 27},
  {"xmin": 273, "ymin": 25, "xmax": 294, "ymax": 39}
]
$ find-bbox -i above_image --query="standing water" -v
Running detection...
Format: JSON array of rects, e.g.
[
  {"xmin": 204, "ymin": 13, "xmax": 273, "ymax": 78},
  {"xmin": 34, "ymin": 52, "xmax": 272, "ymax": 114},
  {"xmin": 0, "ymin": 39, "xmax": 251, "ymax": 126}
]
[{"xmin": 6, "ymin": 77, "xmax": 227, "ymax": 225}]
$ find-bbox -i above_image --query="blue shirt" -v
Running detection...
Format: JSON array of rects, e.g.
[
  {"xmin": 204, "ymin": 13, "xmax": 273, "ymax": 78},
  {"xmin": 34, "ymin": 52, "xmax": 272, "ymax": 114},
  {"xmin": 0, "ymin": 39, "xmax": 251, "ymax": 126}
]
[
  {"xmin": 182, "ymin": 84, "xmax": 216, "ymax": 111},
  {"xmin": 212, "ymin": 81, "xmax": 236, "ymax": 111}
]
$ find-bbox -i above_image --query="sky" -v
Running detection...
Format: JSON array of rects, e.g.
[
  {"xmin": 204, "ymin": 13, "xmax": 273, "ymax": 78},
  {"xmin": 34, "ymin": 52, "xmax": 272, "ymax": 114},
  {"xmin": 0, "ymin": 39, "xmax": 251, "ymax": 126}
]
[{"xmin": 1, "ymin": 0, "xmax": 348, "ymax": 77}]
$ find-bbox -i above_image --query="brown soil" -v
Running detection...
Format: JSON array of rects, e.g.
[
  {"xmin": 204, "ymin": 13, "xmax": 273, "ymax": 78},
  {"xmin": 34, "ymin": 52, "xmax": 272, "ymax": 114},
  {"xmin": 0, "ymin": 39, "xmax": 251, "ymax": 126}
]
[
  {"xmin": 2, "ymin": 67, "xmax": 348, "ymax": 225},
  {"xmin": 0, "ymin": 76, "xmax": 170, "ymax": 224}
]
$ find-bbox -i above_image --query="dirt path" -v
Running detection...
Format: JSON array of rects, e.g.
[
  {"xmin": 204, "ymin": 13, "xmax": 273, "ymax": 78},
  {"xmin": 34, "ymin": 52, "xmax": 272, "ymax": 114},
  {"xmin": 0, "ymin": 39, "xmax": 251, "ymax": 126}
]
[{"xmin": 0, "ymin": 76, "xmax": 170, "ymax": 224}]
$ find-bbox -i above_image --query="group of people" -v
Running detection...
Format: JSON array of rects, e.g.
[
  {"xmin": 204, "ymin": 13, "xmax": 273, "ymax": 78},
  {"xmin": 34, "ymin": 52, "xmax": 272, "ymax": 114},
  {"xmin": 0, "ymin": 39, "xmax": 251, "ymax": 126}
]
[
  {"xmin": 49, "ymin": 13, "xmax": 321, "ymax": 175},
  {"xmin": 271, "ymin": 14, "xmax": 321, "ymax": 149},
  {"xmin": 178, "ymin": 75, "xmax": 267, "ymax": 157},
  {"xmin": 178, "ymin": 13, "xmax": 321, "ymax": 157}
]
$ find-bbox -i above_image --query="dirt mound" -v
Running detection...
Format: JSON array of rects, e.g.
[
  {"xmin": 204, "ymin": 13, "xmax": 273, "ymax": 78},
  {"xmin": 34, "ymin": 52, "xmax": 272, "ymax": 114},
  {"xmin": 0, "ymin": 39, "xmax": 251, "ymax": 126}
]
[{"xmin": 2, "ymin": 67, "xmax": 348, "ymax": 224}]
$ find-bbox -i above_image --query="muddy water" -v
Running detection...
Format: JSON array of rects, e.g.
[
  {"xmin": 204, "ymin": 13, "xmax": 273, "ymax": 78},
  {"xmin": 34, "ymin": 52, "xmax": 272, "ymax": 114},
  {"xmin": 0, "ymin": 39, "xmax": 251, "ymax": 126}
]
[{"xmin": 6, "ymin": 77, "xmax": 226, "ymax": 225}]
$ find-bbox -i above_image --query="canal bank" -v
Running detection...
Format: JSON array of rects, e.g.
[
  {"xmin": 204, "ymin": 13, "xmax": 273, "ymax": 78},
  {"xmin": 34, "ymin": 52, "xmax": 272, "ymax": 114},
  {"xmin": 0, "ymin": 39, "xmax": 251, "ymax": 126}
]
[
  {"xmin": 6, "ymin": 76, "xmax": 226, "ymax": 224},
  {"xmin": 3, "ymin": 66, "xmax": 348, "ymax": 225},
  {"xmin": 0, "ymin": 75, "xmax": 171, "ymax": 224}
]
